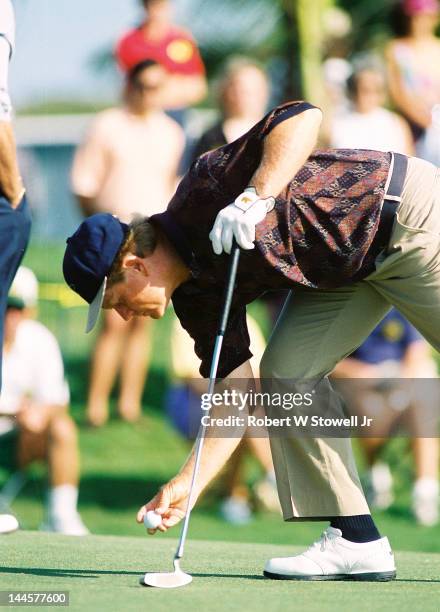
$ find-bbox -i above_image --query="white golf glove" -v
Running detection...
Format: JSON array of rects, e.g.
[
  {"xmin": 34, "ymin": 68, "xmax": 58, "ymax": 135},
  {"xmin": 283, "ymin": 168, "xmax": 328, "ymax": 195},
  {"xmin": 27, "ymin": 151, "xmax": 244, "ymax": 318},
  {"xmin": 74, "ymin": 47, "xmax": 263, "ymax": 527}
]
[{"xmin": 209, "ymin": 187, "xmax": 275, "ymax": 255}]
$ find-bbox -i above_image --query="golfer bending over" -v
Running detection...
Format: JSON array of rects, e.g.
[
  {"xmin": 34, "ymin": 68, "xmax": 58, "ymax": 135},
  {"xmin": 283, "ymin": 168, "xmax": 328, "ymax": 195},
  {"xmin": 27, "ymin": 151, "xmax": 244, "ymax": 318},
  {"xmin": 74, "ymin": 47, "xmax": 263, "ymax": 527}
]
[{"xmin": 63, "ymin": 100, "xmax": 440, "ymax": 581}]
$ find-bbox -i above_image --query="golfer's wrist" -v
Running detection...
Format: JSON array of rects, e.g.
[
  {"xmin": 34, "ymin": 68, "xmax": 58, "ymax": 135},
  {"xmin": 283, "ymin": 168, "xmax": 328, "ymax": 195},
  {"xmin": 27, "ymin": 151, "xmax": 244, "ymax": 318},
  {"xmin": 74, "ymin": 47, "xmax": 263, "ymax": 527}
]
[
  {"xmin": 245, "ymin": 186, "xmax": 275, "ymax": 212},
  {"xmin": 176, "ymin": 470, "xmax": 196, "ymax": 493},
  {"xmin": 235, "ymin": 186, "xmax": 275, "ymax": 213},
  {"xmin": 178, "ymin": 467, "xmax": 205, "ymax": 499},
  {"xmin": 246, "ymin": 178, "xmax": 274, "ymax": 200}
]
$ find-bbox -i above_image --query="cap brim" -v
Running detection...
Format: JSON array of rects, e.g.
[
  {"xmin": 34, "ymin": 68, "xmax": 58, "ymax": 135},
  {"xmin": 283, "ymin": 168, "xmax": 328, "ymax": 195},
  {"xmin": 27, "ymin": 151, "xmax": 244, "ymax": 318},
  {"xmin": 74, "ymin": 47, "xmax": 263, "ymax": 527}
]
[{"xmin": 86, "ymin": 277, "xmax": 107, "ymax": 333}]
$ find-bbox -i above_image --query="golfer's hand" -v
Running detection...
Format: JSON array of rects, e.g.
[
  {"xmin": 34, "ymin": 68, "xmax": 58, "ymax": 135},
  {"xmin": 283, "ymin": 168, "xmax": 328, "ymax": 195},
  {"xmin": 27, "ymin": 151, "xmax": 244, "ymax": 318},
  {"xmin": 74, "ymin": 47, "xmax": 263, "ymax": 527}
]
[
  {"xmin": 137, "ymin": 477, "xmax": 191, "ymax": 535},
  {"xmin": 209, "ymin": 189, "xmax": 275, "ymax": 255}
]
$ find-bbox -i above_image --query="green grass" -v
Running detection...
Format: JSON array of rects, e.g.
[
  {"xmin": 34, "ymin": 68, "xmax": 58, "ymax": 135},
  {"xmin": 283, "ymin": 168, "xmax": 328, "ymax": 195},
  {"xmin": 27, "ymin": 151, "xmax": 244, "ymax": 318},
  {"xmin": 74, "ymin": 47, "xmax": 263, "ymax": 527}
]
[
  {"xmin": 1, "ymin": 532, "xmax": 440, "ymax": 612},
  {"xmin": 3, "ymin": 411, "xmax": 440, "ymax": 554}
]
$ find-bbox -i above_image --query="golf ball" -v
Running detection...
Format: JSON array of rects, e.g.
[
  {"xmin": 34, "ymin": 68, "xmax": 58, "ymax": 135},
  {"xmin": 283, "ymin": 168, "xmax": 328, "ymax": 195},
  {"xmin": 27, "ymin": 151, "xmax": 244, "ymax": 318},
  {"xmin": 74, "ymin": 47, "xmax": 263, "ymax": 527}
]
[{"xmin": 144, "ymin": 510, "xmax": 162, "ymax": 529}]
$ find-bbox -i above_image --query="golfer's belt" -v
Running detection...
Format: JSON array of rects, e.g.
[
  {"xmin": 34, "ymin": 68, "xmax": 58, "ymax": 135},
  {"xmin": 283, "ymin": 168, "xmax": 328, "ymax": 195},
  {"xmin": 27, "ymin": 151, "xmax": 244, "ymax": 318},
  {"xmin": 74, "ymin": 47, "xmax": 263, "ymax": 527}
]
[{"xmin": 369, "ymin": 152, "xmax": 409, "ymax": 255}]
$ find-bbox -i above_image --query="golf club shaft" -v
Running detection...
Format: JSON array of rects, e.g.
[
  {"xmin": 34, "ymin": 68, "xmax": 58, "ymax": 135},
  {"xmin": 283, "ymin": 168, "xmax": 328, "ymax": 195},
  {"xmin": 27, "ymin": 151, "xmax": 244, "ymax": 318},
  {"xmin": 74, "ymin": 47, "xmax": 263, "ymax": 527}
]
[{"xmin": 175, "ymin": 243, "xmax": 241, "ymax": 561}]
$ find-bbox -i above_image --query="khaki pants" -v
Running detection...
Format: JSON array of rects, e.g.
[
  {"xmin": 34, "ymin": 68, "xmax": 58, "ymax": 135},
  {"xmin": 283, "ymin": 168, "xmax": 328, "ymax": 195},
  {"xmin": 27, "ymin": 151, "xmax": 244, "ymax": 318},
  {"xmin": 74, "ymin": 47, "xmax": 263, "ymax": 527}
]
[{"xmin": 261, "ymin": 156, "xmax": 440, "ymax": 519}]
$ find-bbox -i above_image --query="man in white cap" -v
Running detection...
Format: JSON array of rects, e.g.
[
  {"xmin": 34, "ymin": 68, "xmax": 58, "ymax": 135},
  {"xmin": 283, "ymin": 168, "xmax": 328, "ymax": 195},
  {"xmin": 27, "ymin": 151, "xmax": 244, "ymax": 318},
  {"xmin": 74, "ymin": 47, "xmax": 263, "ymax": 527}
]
[{"xmin": 0, "ymin": 268, "xmax": 88, "ymax": 536}]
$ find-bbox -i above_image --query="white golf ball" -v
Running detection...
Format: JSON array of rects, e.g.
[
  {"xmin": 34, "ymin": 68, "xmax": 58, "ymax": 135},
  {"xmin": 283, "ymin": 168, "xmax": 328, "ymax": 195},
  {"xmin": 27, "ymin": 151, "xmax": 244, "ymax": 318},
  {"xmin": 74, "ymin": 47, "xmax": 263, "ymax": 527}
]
[{"xmin": 143, "ymin": 510, "xmax": 162, "ymax": 529}]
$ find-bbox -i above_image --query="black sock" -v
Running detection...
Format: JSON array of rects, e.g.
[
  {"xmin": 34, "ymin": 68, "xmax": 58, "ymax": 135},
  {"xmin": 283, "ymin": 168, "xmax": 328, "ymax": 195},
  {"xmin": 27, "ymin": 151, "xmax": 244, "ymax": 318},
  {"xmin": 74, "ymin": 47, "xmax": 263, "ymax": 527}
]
[{"xmin": 330, "ymin": 514, "xmax": 381, "ymax": 543}]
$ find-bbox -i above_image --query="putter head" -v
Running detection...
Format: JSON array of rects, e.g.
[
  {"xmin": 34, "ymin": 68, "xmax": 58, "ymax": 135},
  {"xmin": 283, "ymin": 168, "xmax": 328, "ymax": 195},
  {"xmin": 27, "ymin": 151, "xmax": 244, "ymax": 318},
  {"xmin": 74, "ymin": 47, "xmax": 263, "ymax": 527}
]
[{"xmin": 141, "ymin": 559, "xmax": 193, "ymax": 589}]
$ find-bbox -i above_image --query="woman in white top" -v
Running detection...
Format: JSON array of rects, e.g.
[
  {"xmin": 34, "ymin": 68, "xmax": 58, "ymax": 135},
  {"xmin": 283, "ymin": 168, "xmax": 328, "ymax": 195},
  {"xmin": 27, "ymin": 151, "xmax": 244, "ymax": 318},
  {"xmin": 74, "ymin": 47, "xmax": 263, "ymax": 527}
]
[{"xmin": 385, "ymin": 0, "xmax": 440, "ymax": 161}]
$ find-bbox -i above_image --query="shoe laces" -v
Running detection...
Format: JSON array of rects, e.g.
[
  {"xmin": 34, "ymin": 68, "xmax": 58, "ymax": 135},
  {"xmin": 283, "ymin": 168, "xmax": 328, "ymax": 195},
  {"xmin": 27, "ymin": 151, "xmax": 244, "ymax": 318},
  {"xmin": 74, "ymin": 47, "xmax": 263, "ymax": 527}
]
[
  {"xmin": 309, "ymin": 528, "xmax": 340, "ymax": 553},
  {"xmin": 319, "ymin": 531, "xmax": 330, "ymax": 552}
]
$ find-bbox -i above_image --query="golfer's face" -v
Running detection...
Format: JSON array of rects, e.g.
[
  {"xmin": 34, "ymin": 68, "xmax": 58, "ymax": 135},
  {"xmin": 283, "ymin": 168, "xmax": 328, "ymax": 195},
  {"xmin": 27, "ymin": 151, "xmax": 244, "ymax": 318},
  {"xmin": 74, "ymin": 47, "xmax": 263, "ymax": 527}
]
[{"xmin": 103, "ymin": 272, "xmax": 166, "ymax": 321}]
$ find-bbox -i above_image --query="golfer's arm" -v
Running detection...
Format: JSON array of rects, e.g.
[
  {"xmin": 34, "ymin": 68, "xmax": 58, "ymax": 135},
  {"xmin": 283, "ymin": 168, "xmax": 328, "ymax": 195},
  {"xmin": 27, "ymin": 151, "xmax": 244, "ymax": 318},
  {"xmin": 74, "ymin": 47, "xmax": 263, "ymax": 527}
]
[
  {"xmin": 177, "ymin": 360, "xmax": 253, "ymax": 496},
  {"xmin": 249, "ymin": 107, "xmax": 322, "ymax": 199}
]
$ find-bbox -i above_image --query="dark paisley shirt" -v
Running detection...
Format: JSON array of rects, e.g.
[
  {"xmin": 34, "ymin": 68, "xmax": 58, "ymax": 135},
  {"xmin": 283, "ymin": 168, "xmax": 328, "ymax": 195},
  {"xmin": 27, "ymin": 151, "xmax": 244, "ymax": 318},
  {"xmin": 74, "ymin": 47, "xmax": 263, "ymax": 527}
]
[{"xmin": 150, "ymin": 101, "xmax": 393, "ymax": 378}]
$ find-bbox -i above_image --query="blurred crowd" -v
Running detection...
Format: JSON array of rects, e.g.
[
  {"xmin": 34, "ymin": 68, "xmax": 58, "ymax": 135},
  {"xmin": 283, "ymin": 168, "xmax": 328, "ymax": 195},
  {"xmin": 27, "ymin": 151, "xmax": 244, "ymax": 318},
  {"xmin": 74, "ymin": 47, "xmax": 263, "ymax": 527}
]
[{"xmin": 1, "ymin": 0, "xmax": 439, "ymax": 535}]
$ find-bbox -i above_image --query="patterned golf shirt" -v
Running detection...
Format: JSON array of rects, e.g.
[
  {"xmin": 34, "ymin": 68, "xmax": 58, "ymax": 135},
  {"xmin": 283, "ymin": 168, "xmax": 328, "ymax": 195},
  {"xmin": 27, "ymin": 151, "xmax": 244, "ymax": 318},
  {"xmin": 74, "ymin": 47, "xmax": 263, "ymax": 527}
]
[{"xmin": 150, "ymin": 101, "xmax": 393, "ymax": 377}]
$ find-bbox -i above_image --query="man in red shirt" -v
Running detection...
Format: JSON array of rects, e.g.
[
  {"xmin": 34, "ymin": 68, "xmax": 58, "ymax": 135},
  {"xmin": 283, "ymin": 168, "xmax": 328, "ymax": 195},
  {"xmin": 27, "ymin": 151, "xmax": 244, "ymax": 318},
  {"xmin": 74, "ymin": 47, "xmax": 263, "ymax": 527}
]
[{"xmin": 116, "ymin": 0, "xmax": 207, "ymax": 110}]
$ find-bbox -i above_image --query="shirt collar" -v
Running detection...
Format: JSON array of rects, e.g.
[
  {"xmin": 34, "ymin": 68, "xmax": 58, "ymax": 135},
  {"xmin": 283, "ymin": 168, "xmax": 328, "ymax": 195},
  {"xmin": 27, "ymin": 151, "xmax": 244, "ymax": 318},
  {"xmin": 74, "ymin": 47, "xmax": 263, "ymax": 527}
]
[{"xmin": 149, "ymin": 211, "xmax": 200, "ymax": 278}]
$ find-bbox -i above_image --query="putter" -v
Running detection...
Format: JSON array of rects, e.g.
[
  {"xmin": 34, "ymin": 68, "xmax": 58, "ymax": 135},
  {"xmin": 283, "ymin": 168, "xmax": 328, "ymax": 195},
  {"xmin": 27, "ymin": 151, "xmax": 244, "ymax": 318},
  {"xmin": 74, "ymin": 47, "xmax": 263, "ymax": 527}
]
[{"xmin": 142, "ymin": 243, "xmax": 241, "ymax": 589}]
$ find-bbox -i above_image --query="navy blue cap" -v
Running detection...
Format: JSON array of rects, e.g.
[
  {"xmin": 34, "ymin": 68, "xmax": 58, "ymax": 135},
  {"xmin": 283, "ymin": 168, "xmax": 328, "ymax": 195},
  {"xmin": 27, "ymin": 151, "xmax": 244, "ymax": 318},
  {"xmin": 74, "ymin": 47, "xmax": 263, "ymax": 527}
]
[{"xmin": 63, "ymin": 214, "xmax": 129, "ymax": 332}]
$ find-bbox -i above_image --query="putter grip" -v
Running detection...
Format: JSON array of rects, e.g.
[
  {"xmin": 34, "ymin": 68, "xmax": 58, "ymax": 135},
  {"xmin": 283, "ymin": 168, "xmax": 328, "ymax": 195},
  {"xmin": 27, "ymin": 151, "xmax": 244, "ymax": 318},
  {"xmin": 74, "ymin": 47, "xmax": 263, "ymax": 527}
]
[{"xmin": 218, "ymin": 242, "xmax": 240, "ymax": 336}]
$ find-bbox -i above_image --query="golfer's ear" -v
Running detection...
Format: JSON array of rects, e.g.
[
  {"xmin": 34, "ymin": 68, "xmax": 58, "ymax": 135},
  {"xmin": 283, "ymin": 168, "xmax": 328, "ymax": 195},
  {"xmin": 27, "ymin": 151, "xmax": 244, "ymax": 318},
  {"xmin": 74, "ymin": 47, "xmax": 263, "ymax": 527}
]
[{"xmin": 122, "ymin": 253, "xmax": 148, "ymax": 274}]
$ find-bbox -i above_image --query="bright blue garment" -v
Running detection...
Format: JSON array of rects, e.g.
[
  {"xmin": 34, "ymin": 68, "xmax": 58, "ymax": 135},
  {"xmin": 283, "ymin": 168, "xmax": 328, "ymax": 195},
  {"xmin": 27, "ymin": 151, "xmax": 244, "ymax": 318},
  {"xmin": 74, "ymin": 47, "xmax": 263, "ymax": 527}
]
[
  {"xmin": 351, "ymin": 309, "xmax": 422, "ymax": 365},
  {"xmin": 165, "ymin": 384, "xmax": 203, "ymax": 440}
]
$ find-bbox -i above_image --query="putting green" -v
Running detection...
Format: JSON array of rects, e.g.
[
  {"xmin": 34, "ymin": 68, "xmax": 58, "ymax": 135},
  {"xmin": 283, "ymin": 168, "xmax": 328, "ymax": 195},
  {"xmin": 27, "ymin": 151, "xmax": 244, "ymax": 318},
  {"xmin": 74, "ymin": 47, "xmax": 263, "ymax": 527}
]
[{"xmin": 1, "ymin": 532, "xmax": 439, "ymax": 611}]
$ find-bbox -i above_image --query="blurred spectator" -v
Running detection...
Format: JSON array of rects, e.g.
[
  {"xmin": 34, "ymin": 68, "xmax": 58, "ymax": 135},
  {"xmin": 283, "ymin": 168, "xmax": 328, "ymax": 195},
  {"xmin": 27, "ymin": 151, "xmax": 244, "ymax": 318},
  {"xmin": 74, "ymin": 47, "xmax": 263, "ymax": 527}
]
[
  {"xmin": 192, "ymin": 57, "xmax": 270, "ymax": 159},
  {"xmin": 329, "ymin": 64, "xmax": 414, "ymax": 154},
  {"xmin": 0, "ymin": 268, "xmax": 88, "ymax": 536},
  {"xmin": 0, "ymin": 0, "xmax": 31, "ymax": 534},
  {"xmin": 72, "ymin": 59, "xmax": 184, "ymax": 427},
  {"xmin": 332, "ymin": 309, "xmax": 439, "ymax": 526},
  {"xmin": 72, "ymin": 60, "xmax": 184, "ymax": 220},
  {"xmin": 166, "ymin": 315, "xmax": 280, "ymax": 524},
  {"xmin": 386, "ymin": 0, "xmax": 440, "ymax": 163},
  {"xmin": 321, "ymin": 6, "xmax": 353, "ymax": 117},
  {"xmin": 322, "ymin": 56, "xmax": 352, "ymax": 114},
  {"xmin": 0, "ymin": 0, "xmax": 31, "ymax": 385},
  {"xmin": 115, "ymin": 0, "xmax": 206, "ymax": 112}
]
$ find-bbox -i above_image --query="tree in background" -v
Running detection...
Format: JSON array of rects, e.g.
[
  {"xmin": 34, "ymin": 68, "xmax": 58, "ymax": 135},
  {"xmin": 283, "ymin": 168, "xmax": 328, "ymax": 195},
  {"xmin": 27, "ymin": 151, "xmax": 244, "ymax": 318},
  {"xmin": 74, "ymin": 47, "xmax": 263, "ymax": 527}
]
[{"xmin": 282, "ymin": 0, "xmax": 337, "ymax": 105}]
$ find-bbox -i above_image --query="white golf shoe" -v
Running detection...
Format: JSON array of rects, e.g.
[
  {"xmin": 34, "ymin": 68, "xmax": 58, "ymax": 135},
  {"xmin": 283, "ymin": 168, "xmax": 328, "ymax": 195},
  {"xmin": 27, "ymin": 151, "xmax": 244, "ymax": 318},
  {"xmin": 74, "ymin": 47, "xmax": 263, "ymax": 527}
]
[{"xmin": 264, "ymin": 527, "xmax": 396, "ymax": 581}]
